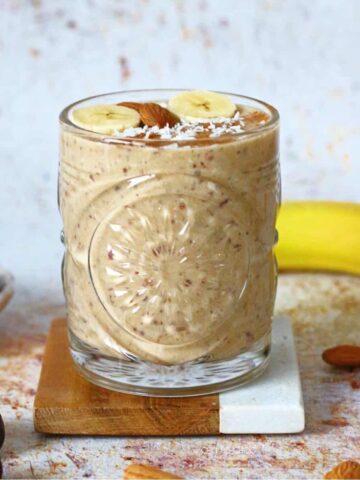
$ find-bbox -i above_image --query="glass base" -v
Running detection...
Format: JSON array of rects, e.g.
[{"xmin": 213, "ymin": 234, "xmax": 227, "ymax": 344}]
[{"xmin": 69, "ymin": 331, "xmax": 271, "ymax": 397}]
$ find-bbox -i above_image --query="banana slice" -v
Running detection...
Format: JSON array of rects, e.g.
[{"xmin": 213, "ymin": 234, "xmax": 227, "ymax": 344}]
[
  {"xmin": 168, "ymin": 90, "xmax": 236, "ymax": 121},
  {"xmin": 71, "ymin": 104, "xmax": 141, "ymax": 134}
]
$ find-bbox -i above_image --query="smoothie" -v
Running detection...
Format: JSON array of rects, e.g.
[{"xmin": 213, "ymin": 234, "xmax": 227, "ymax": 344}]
[{"xmin": 59, "ymin": 90, "xmax": 279, "ymax": 367}]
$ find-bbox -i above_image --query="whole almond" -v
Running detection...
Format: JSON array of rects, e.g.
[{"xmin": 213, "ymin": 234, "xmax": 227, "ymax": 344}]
[
  {"xmin": 324, "ymin": 460, "xmax": 360, "ymax": 479},
  {"xmin": 322, "ymin": 345, "xmax": 360, "ymax": 367},
  {"xmin": 118, "ymin": 101, "xmax": 179, "ymax": 128},
  {"xmin": 139, "ymin": 103, "xmax": 179, "ymax": 128},
  {"xmin": 123, "ymin": 464, "xmax": 182, "ymax": 479},
  {"xmin": 117, "ymin": 101, "xmax": 142, "ymax": 112}
]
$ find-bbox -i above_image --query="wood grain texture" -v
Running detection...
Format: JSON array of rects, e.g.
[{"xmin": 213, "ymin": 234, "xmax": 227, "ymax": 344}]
[
  {"xmin": 123, "ymin": 464, "xmax": 183, "ymax": 479},
  {"xmin": 34, "ymin": 319, "xmax": 219, "ymax": 436}
]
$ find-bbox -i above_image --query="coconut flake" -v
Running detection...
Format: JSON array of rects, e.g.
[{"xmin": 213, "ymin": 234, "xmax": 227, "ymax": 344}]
[{"xmin": 111, "ymin": 110, "xmax": 264, "ymax": 142}]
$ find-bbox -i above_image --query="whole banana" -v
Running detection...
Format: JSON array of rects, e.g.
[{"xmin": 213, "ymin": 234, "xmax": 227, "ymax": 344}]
[{"xmin": 275, "ymin": 201, "xmax": 360, "ymax": 275}]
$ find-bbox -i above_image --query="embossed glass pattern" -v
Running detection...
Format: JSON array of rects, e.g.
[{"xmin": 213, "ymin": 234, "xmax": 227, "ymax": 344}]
[{"xmin": 59, "ymin": 90, "xmax": 280, "ymax": 396}]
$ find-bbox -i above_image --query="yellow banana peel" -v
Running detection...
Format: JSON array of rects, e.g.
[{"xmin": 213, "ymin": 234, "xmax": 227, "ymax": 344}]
[{"xmin": 275, "ymin": 201, "xmax": 360, "ymax": 275}]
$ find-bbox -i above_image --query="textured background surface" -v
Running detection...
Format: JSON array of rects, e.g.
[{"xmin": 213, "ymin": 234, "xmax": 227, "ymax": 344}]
[
  {"xmin": 1, "ymin": 274, "xmax": 360, "ymax": 479},
  {"xmin": 0, "ymin": 0, "xmax": 360, "ymax": 293},
  {"xmin": 0, "ymin": 1, "xmax": 359, "ymax": 479}
]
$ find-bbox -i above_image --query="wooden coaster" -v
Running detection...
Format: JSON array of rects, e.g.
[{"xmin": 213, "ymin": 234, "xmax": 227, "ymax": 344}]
[
  {"xmin": 34, "ymin": 319, "xmax": 219, "ymax": 436},
  {"xmin": 34, "ymin": 317, "xmax": 304, "ymax": 436}
]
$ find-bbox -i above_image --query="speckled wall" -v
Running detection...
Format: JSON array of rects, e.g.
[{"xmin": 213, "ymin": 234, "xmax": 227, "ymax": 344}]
[{"xmin": 0, "ymin": 0, "xmax": 359, "ymax": 294}]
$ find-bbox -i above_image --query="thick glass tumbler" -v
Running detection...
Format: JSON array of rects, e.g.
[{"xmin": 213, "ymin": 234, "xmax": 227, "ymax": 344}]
[{"xmin": 59, "ymin": 90, "xmax": 280, "ymax": 396}]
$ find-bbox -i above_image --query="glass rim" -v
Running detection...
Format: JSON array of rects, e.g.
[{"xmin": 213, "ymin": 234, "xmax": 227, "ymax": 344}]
[{"xmin": 59, "ymin": 88, "xmax": 279, "ymax": 145}]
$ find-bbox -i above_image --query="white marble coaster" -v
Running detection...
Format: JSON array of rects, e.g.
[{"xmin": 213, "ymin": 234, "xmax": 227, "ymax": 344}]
[{"xmin": 220, "ymin": 316, "xmax": 305, "ymax": 434}]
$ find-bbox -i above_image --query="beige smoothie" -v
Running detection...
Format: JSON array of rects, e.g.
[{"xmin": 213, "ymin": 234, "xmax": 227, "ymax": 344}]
[{"xmin": 59, "ymin": 90, "xmax": 279, "ymax": 365}]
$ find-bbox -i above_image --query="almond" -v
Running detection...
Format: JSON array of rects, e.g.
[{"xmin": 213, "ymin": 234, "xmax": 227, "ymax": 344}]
[
  {"xmin": 117, "ymin": 101, "xmax": 142, "ymax": 112},
  {"xmin": 118, "ymin": 101, "xmax": 179, "ymax": 128},
  {"xmin": 139, "ymin": 103, "xmax": 179, "ymax": 128},
  {"xmin": 123, "ymin": 464, "xmax": 183, "ymax": 479},
  {"xmin": 324, "ymin": 460, "xmax": 360, "ymax": 479},
  {"xmin": 322, "ymin": 345, "xmax": 360, "ymax": 367}
]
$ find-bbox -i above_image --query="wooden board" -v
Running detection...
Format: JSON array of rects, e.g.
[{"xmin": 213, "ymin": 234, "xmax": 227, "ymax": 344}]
[
  {"xmin": 34, "ymin": 319, "xmax": 219, "ymax": 436},
  {"xmin": 34, "ymin": 317, "xmax": 303, "ymax": 436}
]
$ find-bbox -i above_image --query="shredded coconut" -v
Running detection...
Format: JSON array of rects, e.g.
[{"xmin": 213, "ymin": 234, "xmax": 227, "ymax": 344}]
[
  {"xmin": 111, "ymin": 107, "xmax": 269, "ymax": 143},
  {"xmin": 112, "ymin": 114, "xmax": 251, "ymax": 141}
]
